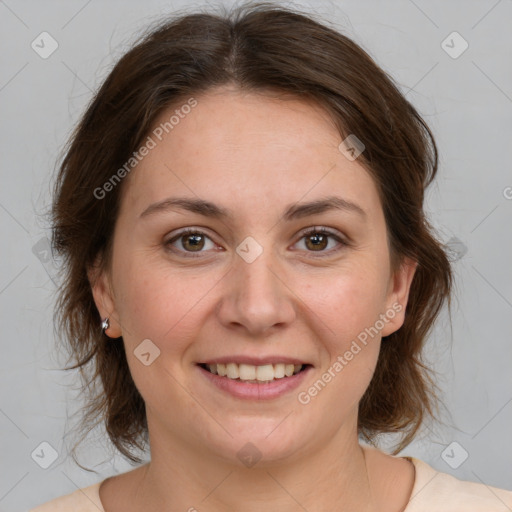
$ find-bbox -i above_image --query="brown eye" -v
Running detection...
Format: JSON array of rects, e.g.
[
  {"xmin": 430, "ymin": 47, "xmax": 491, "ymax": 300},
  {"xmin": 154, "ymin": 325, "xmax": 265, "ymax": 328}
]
[
  {"xmin": 295, "ymin": 227, "xmax": 347, "ymax": 256},
  {"xmin": 180, "ymin": 232, "xmax": 205, "ymax": 251},
  {"xmin": 166, "ymin": 229, "xmax": 216, "ymax": 256},
  {"xmin": 304, "ymin": 231, "xmax": 329, "ymax": 251}
]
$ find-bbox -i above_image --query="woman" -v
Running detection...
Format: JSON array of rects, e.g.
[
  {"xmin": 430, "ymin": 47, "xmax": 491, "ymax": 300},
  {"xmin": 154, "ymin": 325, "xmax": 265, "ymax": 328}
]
[{"xmin": 30, "ymin": 2, "xmax": 512, "ymax": 511}]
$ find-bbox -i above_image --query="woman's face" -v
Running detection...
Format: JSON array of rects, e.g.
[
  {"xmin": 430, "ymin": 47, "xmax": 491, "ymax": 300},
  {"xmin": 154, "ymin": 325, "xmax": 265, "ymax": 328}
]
[{"xmin": 91, "ymin": 86, "xmax": 416, "ymax": 466}]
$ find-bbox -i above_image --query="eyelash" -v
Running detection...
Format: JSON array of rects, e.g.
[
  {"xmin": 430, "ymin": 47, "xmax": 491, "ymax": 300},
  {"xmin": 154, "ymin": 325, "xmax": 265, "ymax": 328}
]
[{"xmin": 165, "ymin": 226, "xmax": 348, "ymax": 258}]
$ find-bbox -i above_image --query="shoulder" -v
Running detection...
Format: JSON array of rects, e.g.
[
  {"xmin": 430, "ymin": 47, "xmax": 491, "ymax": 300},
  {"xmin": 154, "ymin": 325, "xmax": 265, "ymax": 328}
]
[
  {"xmin": 28, "ymin": 482, "xmax": 104, "ymax": 512},
  {"xmin": 406, "ymin": 457, "xmax": 512, "ymax": 512}
]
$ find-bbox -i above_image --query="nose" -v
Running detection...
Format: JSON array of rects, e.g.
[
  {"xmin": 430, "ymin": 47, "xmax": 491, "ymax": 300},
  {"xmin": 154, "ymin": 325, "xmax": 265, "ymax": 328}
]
[{"xmin": 216, "ymin": 247, "xmax": 296, "ymax": 337}]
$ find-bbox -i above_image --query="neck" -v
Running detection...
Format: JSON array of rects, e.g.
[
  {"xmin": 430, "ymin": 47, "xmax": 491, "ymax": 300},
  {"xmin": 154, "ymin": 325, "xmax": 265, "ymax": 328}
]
[{"xmin": 134, "ymin": 420, "xmax": 379, "ymax": 511}]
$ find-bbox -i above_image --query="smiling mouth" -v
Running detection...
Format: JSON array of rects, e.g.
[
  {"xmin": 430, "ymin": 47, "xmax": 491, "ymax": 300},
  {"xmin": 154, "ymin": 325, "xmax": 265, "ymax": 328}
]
[{"xmin": 197, "ymin": 362, "xmax": 311, "ymax": 384}]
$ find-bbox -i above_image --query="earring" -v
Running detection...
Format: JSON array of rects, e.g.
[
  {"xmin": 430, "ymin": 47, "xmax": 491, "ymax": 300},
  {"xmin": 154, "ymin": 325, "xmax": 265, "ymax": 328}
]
[{"xmin": 101, "ymin": 317, "xmax": 110, "ymax": 334}]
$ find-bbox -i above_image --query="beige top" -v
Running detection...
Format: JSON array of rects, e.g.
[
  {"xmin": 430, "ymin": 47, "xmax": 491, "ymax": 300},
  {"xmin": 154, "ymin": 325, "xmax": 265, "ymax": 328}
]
[{"xmin": 29, "ymin": 457, "xmax": 512, "ymax": 511}]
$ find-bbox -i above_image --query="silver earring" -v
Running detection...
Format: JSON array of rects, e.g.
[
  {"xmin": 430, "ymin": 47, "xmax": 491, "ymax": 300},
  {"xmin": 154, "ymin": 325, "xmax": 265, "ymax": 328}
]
[{"xmin": 101, "ymin": 317, "xmax": 110, "ymax": 333}]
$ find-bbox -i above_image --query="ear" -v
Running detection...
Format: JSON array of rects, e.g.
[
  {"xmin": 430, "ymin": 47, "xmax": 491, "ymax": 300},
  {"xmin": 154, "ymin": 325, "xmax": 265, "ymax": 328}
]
[
  {"xmin": 87, "ymin": 255, "xmax": 122, "ymax": 338},
  {"xmin": 380, "ymin": 256, "xmax": 418, "ymax": 337}
]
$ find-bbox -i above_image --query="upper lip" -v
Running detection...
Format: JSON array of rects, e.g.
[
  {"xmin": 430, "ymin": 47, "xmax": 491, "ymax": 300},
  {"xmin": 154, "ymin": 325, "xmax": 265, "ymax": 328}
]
[{"xmin": 199, "ymin": 356, "xmax": 311, "ymax": 366}]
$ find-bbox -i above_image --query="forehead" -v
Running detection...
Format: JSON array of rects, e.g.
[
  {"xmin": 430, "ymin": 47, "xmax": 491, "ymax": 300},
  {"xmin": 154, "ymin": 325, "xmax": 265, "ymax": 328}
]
[{"xmin": 119, "ymin": 88, "xmax": 382, "ymax": 223}]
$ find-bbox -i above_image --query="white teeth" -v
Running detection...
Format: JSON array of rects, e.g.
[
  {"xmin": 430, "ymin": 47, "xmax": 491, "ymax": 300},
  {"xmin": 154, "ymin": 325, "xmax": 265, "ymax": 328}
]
[
  {"xmin": 256, "ymin": 364, "xmax": 274, "ymax": 381},
  {"xmin": 226, "ymin": 363, "xmax": 239, "ymax": 379},
  {"xmin": 217, "ymin": 363, "xmax": 227, "ymax": 377},
  {"xmin": 274, "ymin": 363, "xmax": 285, "ymax": 378},
  {"xmin": 203, "ymin": 362, "xmax": 305, "ymax": 382},
  {"xmin": 239, "ymin": 364, "xmax": 256, "ymax": 380}
]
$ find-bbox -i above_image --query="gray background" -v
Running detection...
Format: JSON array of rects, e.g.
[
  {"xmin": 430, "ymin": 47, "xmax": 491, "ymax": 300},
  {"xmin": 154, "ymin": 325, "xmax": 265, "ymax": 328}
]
[{"xmin": 1, "ymin": 0, "xmax": 511, "ymax": 510}]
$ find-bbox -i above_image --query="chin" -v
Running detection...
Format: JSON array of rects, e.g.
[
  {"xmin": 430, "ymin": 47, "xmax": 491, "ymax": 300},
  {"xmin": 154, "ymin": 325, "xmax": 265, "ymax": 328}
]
[{"xmin": 205, "ymin": 419, "xmax": 311, "ymax": 468}]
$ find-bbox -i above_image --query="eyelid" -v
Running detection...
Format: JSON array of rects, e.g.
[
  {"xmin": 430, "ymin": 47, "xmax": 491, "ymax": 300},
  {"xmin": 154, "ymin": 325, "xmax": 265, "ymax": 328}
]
[
  {"xmin": 292, "ymin": 226, "xmax": 349, "ymax": 255},
  {"xmin": 165, "ymin": 225, "xmax": 349, "ymax": 257},
  {"xmin": 296, "ymin": 225, "xmax": 348, "ymax": 242},
  {"xmin": 164, "ymin": 227, "xmax": 220, "ymax": 257}
]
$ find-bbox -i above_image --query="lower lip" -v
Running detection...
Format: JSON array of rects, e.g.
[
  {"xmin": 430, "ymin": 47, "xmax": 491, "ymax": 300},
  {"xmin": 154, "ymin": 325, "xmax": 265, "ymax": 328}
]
[{"xmin": 197, "ymin": 364, "xmax": 313, "ymax": 400}]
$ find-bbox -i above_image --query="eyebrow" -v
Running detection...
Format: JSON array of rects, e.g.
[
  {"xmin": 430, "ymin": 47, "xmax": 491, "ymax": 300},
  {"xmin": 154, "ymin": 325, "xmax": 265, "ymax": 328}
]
[{"xmin": 139, "ymin": 195, "xmax": 367, "ymax": 222}]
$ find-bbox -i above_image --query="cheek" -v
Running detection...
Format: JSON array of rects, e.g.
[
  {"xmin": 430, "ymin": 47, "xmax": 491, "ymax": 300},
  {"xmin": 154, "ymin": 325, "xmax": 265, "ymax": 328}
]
[
  {"xmin": 297, "ymin": 260, "xmax": 387, "ymax": 394},
  {"xmin": 302, "ymin": 260, "xmax": 389, "ymax": 344},
  {"xmin": 113, "ymin": 253, "xmax": 217, "ymax": 351},
  {"xmin": 296, "ymin": 271, "xmax": 385, "ymax": 420},
  {"xmin": 112, "ymin": 259, "xmax": 211, "ymax": 402}
]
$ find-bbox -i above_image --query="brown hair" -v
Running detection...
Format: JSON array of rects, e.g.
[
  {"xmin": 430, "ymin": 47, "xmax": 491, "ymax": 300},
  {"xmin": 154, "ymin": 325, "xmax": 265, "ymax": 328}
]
[{"xmin": 51, "ymin": 1, "xmax": 453, "ymax": 466}]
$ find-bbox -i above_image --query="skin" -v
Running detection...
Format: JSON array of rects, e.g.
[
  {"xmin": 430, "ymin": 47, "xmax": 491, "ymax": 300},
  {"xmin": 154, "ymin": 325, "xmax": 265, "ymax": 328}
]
[{"xmin": 90, "ymin": 86, "xmax": 417, "ymax": 512}]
